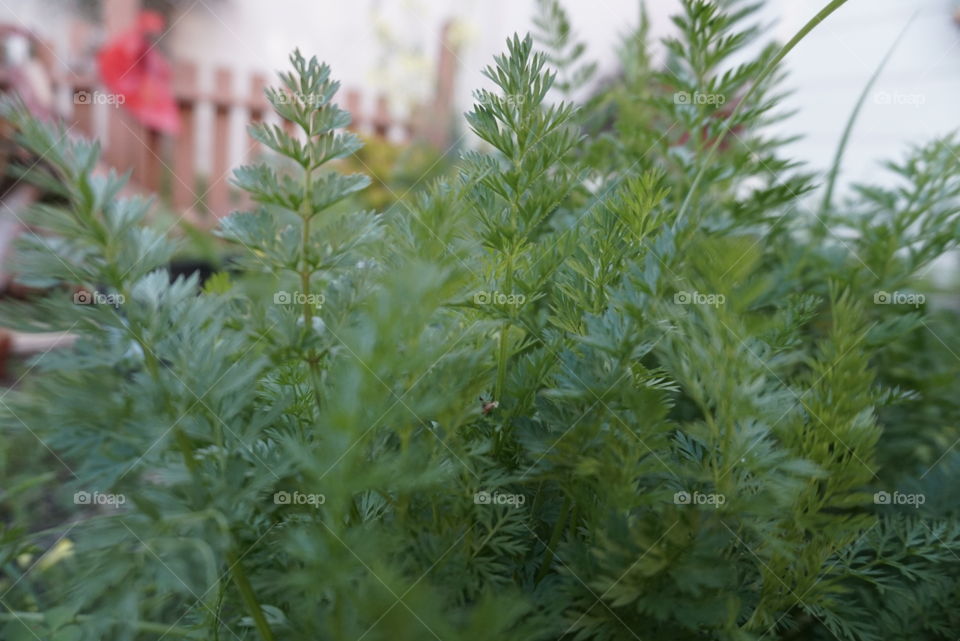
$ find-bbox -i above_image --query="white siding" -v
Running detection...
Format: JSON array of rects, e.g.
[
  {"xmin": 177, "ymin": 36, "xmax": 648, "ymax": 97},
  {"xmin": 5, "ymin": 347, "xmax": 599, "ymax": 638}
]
[{"xmin": 3, "ymin": 0, "xmax": 959, "ymax": 186}]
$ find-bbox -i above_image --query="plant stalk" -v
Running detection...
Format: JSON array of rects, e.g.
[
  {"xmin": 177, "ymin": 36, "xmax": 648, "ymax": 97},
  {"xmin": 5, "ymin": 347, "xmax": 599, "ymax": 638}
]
[
  {"xmin": 300, "ymin": 166, "xmax": 325, "ymax": 411},
  {"xmin": 535, "ymin": 494, "xmax": 571, "ymax": 583},
  {"xmin": 819, "ymin": 10, "xmax": 917, "ymax": 217},
  {"xmin": 676, "ymin": 0, "xmax": 850, "ymax": 224},
  {"xmin": 227, "ymin": 549, "xmax": 276, "ymax": 641},
  {"xmin": 495, "ymin": 251, "xmax": 516, "ymax": 403}
]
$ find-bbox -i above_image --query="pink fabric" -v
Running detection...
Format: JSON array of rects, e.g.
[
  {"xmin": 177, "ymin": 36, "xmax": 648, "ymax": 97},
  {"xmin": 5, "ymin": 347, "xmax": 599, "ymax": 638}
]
[{"xmin": 96, "ymin": 11, "xmax": 179, "ymax": 134}]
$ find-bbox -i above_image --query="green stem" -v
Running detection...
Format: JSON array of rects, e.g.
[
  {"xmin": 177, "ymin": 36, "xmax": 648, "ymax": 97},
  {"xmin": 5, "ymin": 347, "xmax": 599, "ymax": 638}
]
[
  {"xmin": 819, "ymin": 10, "xmax": 917, "ymax": 218},
  {"xmin": 300, "ymin": 215, "xmax": 313, "ymax": 324},
  {"xmin": 0, "ymin": 611, "xmax": 202, "ymax": 638},
  {"xmin": 493, "ymin": 252, "xmax": 515, "ymax": 457},
  {"xmin": 227, "ymin": 549, "xmax": 276, "ymax": 641},
  {"xmin": 494, "ymin": 251, "xmax": 516, "ymax": 403},
  {"xmin": 174, "ymin": 427, "xmax": 200, "ymax": 476},
  {"xmin": 119, "ymin": 296, "xmax": 161, "ymax": 379},
  {"xmin": 471, "ymin": 511, "xmax": 512, "ymax": 559},
  {"xmin": 173, "ymin": 426, "xmax": 207, "ymax": 508},
  {"xmin": 676, "ymin": 0, "xmax": 850, "ymax": 224},
  {"xmin": 535, "ymin": 494, "xmax": 571, "ymax": 583},
  {"xmin": 495, "ymin": 323, "xmax": 511, "ymax": 402},
  {"xmin": 300, "ymin": 166, "xmax": 325, "ymax": 411},
  {"xmin": 529, "ymin": 481, "xmax": 545, "ymax": 516}
]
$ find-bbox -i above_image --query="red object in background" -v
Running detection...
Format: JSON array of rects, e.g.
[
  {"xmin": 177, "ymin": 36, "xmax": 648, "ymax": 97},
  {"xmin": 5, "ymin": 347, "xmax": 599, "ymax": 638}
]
[
  {"xmin": 96, "ymin": 11, "xmax": 180, "ymax": 134},
  {"xmin": 675, "ymin": 97, "xmax": 745, "ymax": 151}
]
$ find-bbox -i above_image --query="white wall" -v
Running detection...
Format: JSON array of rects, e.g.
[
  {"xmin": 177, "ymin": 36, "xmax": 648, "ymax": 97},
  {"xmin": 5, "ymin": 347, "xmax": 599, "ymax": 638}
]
[
  {"xmin": 162, "ymin": 0, "xmax": 960, "ymax": 187},
  {"xmin": 162, "ymin": 0, "xmax": 644, "ymax": 164},
  {"xmin": 3, "ymin": 0, "xmax": 960, "ymax": 190},
  {"xmin": 773, "ymin": 0, "xmax": 960, "ymax": 188}
]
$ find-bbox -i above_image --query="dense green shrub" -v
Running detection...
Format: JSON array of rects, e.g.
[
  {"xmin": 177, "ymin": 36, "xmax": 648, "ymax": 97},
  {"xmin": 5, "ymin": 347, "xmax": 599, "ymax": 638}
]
[{"xmin": 2, "ymin": 1, "xmax": 960, "ymax": 639}]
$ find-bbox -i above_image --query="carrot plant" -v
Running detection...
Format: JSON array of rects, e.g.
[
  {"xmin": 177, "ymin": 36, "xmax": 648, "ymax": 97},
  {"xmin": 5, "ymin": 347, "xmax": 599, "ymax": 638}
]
[{"xmin": 2, "ymin": 1, "xmax": 960, "ymax": 640}]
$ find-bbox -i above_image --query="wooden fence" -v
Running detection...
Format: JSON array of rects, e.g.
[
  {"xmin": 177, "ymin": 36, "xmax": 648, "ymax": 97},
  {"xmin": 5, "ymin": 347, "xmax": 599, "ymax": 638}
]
[
  {"xmin": 0, "ymin": 8, "xmax": 459, "ymax": 373},
  {"xmin": 65, "ymin": 62, "xmax": 435, "ymax": 218},
  {"xmin": 2, "ymin": 6, "xmax": 459, "ymax": 219}
]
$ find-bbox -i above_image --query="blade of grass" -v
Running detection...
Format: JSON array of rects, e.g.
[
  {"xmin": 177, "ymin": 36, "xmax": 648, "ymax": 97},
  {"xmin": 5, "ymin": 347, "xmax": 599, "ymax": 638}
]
[
  {"xmin": 819, "ymin": 10, "xmax": 919, "ymax": 216},
  {"xmin": 676, "ymin": 0, "xmax": 850, "ymax": 223}
]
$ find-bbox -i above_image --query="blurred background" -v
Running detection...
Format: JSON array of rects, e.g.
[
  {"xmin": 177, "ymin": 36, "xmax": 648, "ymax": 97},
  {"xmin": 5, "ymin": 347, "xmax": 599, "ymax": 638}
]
[
  {"xmin": 0, "ymin": 0, "xmax": 958, "ymax": 370},
  {"xmin": 1, "ymin": 0, "xmax": 957, "ymax": 185}
]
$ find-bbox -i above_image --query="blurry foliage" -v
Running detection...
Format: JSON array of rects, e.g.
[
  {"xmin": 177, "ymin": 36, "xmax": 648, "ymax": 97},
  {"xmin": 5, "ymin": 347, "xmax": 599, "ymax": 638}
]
[
  {"xmin": 1, "ymin": 1, "xmax": 960, "ymax": 640},
  {"xmin": 340, "ymin": 135, "xmax": 452, "ymax": 211}
]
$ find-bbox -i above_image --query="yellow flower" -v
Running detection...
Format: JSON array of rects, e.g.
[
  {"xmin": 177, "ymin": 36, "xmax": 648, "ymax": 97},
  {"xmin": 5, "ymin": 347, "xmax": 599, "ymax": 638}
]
[{"xmin": 37, "ymin": 538, "xmax": 75, "ymax": 571}]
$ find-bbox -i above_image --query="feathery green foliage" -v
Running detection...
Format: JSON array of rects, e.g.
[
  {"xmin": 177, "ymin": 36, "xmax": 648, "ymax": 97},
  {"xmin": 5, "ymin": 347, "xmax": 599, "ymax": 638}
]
[{"xmin": 2, "ymin": 1, "xmax": 960, "ymax": 640}]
